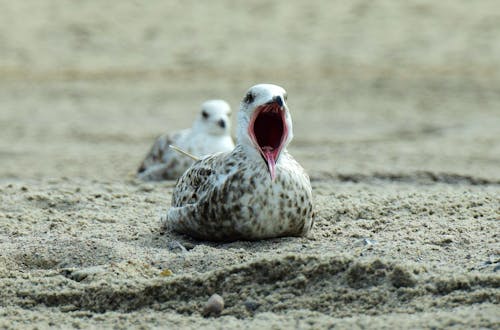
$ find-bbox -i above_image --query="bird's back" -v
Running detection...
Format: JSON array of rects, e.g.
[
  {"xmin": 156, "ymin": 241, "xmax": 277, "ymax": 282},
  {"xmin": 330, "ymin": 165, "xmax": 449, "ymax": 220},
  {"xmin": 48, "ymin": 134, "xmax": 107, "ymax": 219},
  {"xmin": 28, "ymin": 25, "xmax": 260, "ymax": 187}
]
[
  {"xmin": 166, "ymin": 146, "xmax": 314, "ymax": 241},
  {"xmin": 137, "ymin": 129, "xmax": 192, "ymax": 180}
]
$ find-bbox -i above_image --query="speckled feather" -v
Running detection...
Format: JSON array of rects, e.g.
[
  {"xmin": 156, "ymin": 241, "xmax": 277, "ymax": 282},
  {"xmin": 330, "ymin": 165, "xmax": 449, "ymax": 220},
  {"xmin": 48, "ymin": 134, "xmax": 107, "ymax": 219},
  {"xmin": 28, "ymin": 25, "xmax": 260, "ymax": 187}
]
[
  {"xmin": 163, "ymin": 84, "xmax": 314, "ymax": 241},
  {"xmin": 138, "ymin": 131, "xmax": 192, "ymax": 180}
]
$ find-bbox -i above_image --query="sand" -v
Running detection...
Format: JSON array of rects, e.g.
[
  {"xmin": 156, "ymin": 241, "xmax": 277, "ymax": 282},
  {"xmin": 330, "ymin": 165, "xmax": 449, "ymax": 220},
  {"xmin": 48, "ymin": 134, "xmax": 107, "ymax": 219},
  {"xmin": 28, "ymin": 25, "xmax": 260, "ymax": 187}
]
[{"xmin": 0, "ymin": 1, "xmax": 499, "ymax": 329}]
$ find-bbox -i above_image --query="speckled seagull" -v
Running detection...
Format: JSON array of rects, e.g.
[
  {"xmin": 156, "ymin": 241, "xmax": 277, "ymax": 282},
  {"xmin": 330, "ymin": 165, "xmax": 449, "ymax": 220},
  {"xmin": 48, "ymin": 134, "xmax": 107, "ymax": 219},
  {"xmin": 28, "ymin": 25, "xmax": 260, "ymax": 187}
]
[
  {"xmin": 137, "ymin": 100, "xmax": 235, "ymax": 181},
  {"xmin": 163, "ymin": 84, "xmax": 314, "ymax": 241}
]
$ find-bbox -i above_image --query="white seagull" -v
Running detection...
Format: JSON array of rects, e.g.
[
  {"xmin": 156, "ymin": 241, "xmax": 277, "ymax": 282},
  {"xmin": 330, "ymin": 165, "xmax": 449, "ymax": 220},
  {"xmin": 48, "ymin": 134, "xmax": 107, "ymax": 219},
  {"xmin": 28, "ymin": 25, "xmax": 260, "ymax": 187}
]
[
  {"xmin": 137, "ymin": 100, "xmax": 235, "ymax": 181},
  {"xmin": 163, "ymin": 84, "xmax": 314, "ymax": 241}
]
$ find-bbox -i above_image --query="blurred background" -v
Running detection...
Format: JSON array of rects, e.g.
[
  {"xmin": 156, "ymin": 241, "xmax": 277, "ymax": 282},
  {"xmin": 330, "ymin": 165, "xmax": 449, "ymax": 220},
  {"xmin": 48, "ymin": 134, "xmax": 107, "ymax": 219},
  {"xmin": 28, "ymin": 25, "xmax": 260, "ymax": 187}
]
[{"xmin": 1, "ymin": 1, "xmax": 499, "ymax": 180}]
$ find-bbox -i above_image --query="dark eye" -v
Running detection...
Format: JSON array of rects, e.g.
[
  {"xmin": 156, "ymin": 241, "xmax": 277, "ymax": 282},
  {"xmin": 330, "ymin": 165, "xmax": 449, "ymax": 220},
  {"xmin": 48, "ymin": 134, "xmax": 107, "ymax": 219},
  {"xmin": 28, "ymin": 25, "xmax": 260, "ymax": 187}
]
[
  {"xmin": 283, "ymin": 93, "xmax": 288, "ymax": 101},
  {"xmin": 243, "ymin": 92, "xmax": 254, "ymax": 104},
  {"xmin": 201, "ymin": 110, "xmax": 209, "ymax": 119}
]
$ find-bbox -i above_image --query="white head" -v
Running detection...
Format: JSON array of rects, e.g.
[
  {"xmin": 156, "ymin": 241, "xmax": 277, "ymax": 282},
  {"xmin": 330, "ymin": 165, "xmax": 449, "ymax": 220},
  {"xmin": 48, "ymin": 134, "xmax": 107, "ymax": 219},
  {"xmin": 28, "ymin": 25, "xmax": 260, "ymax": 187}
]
[
  {"xmin": 192, "ymin": 99, "xmax": 232, "ymax": 136},
  {"xmin": 237, "ymin": 84, "xmax": 293, "ymax": 181}
]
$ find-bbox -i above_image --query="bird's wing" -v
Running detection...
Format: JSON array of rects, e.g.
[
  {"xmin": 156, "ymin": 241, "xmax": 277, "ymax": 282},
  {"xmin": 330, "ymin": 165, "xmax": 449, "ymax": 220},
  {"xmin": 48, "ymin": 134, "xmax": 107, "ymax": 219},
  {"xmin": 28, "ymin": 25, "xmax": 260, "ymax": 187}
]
[
  {"xmin": 165, "ymin": 151, "xmax": 241, "ymax": 238},
  {"xmin": 171, "ymin": 157, "xmax": 217, "ymax": 205},
  {"xmin": 138, "ymin": 132, "xmax": 182, "ymax": 173}
]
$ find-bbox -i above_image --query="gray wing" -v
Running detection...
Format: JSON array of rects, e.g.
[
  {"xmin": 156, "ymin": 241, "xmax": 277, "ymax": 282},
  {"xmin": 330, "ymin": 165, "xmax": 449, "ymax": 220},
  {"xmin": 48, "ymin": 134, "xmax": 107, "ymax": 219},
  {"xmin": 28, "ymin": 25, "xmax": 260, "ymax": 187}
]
[
  {"xmin": 165, "ymin": 150, "xmax": 250, "ymax": 240},
  {"xmin": 137, "ymin": 131, "xmax": 190, "ymax": 180},
  {"xmin": 164, "ymin": 154, "xmax": 224, "ymax": 237},
  {"xmin": 138, "ymin": 133, "xmax": 173, "ymax": 173},
  {"xmin": 171, "ymin": 154, "xmax": 221, "ymax": 206}
]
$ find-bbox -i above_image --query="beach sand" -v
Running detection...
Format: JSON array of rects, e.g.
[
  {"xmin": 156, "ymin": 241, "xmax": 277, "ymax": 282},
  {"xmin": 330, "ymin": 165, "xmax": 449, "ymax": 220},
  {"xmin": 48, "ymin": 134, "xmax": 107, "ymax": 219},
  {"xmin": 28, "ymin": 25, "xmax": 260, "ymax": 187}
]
[{"xmin": 0, "ymin": 1, "xmax": 499, "ymax": 328}]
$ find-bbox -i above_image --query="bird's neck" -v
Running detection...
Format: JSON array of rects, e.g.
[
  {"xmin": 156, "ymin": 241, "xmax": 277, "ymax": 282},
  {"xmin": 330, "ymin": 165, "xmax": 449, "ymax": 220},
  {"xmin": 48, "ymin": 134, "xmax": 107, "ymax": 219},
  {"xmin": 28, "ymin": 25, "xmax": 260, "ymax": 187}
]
[{"xmin": 237, "ymin": 142, "xmax": 261, "ymax": 160}]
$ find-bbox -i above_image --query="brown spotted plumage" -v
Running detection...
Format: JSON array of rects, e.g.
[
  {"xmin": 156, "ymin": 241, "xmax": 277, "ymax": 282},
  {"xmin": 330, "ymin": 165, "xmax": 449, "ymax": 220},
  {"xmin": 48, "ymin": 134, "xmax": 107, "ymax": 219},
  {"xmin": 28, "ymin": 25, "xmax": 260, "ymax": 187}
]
[{"xmin": 163, "ymin": 84, "xmax": 314, "ymax": 241}]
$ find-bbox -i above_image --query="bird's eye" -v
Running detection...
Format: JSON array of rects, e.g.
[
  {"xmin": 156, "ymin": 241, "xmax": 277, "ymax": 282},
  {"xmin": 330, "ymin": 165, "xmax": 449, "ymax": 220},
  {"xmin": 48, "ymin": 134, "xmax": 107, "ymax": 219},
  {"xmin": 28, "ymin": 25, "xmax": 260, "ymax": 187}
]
[
  {"xmin": 244, "ymin": 92, "xmax": 254, "ymax": 104},
  {"xmin": 201, "ymin": 110, "xmax": 209, "ymax": 119},
  {"xmin": 283, "ymin": 93, "xmax": 288, "ymax": 101}
]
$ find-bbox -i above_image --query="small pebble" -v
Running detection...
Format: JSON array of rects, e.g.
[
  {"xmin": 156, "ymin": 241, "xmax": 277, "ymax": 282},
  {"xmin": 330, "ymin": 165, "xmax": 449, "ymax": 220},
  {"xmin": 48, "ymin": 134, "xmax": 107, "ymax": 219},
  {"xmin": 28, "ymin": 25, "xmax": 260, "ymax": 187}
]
[
  {"xmin": 244, "ymin": 300, "xmax": 260, "ymax": 312},
  {"xmin": 160, "ymin": 269, "xmax": 173, "ymax": 276},
  {"xmin": 363, "ymin": 238, "xmax": 377, "ymax": 246},
  {"xmin": 202, "ymin": 294, "xmax": 224, "ymax": 317}
]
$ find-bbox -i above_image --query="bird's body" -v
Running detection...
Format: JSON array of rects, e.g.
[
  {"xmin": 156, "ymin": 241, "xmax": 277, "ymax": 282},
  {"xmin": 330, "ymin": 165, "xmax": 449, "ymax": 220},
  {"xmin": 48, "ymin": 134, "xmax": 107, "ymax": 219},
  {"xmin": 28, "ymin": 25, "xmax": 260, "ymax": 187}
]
[
  {"xmin": 164, "ymin": 84, "xmax": 314, "ymax": 241},
  {"xmin": 138, "ymin": 100, "xmax": 234, "ymax": 181}
]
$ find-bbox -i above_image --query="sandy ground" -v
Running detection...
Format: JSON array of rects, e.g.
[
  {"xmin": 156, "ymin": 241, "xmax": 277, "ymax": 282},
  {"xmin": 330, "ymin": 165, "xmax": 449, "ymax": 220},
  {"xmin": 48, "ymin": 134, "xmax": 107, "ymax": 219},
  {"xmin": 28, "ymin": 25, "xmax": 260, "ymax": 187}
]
[{"xmin": 1, "ymin": 1, "xmax": 499, "ymax": 329}]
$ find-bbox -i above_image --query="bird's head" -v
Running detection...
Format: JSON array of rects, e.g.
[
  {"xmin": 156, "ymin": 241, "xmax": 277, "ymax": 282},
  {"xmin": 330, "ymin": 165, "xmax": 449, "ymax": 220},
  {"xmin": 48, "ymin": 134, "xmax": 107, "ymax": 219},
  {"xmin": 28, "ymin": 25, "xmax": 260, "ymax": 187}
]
[
  {"xmin": 194, "ymin": 99, "xmax": 232, "ymax": 136},
  {"xmin": 237, "ymin": 84, "xmax": 293, "ymax": 181}
]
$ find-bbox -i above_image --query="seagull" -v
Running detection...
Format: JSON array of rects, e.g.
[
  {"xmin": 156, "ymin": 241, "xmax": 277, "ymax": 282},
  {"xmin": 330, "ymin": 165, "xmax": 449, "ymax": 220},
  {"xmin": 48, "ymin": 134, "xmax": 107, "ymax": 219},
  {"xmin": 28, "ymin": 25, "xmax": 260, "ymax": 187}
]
[
  {"xmin": 137, "ymin": 100, "xmax": 235, "ymax": 181},
  {"xmin": 163, "ymin": 84, "xmax": 314, "ymax": 241}
]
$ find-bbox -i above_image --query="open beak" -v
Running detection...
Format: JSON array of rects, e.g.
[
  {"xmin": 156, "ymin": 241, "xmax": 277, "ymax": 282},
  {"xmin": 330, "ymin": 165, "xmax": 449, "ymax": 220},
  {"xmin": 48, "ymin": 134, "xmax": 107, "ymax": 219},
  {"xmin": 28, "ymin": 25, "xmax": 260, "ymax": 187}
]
[{"xmin": 248, "ymin": 96, "xmax": 288, "ymax": 181}]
